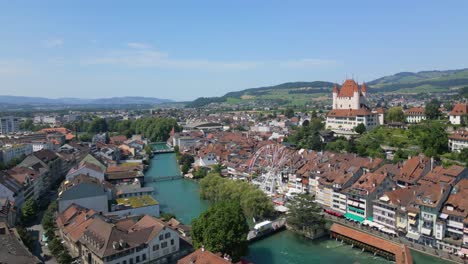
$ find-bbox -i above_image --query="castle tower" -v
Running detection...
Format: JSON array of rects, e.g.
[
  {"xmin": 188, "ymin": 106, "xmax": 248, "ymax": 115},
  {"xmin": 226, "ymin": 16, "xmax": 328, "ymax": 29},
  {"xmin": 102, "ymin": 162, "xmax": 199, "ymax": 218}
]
[
  {"xmin": 353, "ymin": 82, "xmax": 360, "ymax": 109},
  {"xmin": 361, "ymin": 82, "xmax": 367, "ymax": 97},
  {"xmin": 332, "ymin": 84, "xmax": 339, "ymax": 109}
]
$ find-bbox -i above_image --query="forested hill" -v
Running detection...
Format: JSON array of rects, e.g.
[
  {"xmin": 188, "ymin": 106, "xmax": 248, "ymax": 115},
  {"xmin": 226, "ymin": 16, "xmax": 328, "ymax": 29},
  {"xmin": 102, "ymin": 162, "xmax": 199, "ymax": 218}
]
[
  {"xmin": 368, "ymin": 68, "xmax": 468, "ymax": 93},
  {"xmin": 186, "ymin": 68, "xmax": 468, "ymax": 108}
]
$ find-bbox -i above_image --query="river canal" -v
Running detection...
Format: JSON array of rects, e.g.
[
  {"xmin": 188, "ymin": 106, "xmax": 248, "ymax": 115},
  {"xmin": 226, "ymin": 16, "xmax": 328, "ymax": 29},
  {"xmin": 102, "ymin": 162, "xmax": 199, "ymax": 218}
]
[{"xmin": 145, "ymin": 151, "xmax": 449, "ymax": 264}]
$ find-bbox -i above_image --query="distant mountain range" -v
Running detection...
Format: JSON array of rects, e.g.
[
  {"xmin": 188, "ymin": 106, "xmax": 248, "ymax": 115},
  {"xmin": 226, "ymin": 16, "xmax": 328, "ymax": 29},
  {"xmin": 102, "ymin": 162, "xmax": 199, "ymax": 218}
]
[
  {"xmin": 0, "ymin": 96, "xmax": 173, "ymax": 106},
  {"xmin": 187, "ymin": 68, "xmax": 468, "ymax": 107}
]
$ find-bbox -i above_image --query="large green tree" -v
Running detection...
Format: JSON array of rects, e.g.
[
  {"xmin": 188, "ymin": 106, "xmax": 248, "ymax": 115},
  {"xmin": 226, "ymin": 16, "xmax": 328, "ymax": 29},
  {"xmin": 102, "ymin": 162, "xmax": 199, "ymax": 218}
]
[
  {"xmin": 286, "ymin": 194, "xmax": 324, "ymax": 236},
  {"xmin": 199, "ymin": 173, "xmax": 274, "ymax": 220},
  {"xmin": 425, "ymin": 99, "xmax": 441, "ymax": 120},
  {"xmin": 354, "ymin": 123, "xmax": 366, "ymax": 134},
  {"xmin": 409, "ymin": 121, "xmax": 448, "ymax": 157},
  {"xmin": 287, "ymin": 118, "xmax": 324, "ymax": 150},
  {"xmin": 191, "ymin": 201, "xmax": 249, "ymax": 262},
  {"xmin": 21, "ymin": 198, "xmax": 38, "ymax": 223},
  {"xmin": 386, "ymin": 107, "xmax": 405, "ymax": 123}
]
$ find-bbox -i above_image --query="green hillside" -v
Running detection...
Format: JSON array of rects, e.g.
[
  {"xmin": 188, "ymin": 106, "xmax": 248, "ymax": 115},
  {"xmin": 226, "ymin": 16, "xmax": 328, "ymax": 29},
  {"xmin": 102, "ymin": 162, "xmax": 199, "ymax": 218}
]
[
  {"xmin": 187, "ymin": 68, "xmax": 468, "ymax": 108},
  {"xmin": 368, "ymin": 68, "xmax": 468, "ymax": 93}
]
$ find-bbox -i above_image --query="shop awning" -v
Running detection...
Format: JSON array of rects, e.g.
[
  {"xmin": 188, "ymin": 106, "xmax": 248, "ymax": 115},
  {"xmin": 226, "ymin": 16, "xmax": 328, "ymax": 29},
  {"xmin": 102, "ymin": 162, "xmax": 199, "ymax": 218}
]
[
  {"xmin": 408, "ymin": 212, "xmax": 417, "ymax": 217},
  {"xmin": 406, "ymin": 232, "xmax": 421, "ymax": 241},
  {"xmin": 421, "ymin": 227, "xmax": 432, "ymax": 236},
  {"xmin": 397, "ymin": 222, "xmax": 407, "ymax": 229},
  {"xmin": 460, "ymin": 247, "xmax": 468, "ymax": 256},
  {"xmin": 344, "ymin": 213, "xmax": 365, "ymax": 223},
  {"xmin": 439, "ymin": 213, "xmax": 448, "ymax": 220},
  {"xmin": 409, "ymin": 219, "xmax": 417, "ymax": 225}
]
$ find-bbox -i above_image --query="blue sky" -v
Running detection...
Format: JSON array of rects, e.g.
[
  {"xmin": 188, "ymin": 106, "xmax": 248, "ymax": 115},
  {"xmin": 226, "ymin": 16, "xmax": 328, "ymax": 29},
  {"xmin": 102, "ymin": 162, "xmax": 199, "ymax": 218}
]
[{"xmin": 0, "ymin": 1, "xmax": 467, "ymax": 101}]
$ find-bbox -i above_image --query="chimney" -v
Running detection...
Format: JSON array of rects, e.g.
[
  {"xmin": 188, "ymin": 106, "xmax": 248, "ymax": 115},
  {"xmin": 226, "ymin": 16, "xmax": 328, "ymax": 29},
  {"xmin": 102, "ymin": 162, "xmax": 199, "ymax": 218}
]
[
  {"xmin": 431, "ymin": 157, "xmax": 434, "ymax": 171},
  {"xmin": 201, "ymin": 245, "xmax": 205, "ymax": 252}
]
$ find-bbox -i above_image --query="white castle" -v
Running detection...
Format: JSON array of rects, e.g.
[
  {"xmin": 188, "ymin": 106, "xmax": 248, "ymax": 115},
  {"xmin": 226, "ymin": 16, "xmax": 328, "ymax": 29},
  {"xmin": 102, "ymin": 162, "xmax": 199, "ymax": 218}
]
[{"xmin": 326, "ymin": 79, "xmax": 382, "ymax": 135}]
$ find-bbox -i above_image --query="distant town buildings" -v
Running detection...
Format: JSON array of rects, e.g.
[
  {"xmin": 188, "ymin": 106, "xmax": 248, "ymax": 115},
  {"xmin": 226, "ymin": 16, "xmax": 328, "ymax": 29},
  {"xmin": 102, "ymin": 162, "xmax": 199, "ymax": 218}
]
[{"xmin": 0, "ymin": 116, "xmax": 19, "ymax": 134}]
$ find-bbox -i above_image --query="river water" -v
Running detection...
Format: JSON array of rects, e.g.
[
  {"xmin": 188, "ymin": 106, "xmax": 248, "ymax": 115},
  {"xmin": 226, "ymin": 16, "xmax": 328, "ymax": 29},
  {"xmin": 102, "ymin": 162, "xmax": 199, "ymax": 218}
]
[{"xmin": 145, "ymin": 151, "xmax": 449, "ymax": 264}]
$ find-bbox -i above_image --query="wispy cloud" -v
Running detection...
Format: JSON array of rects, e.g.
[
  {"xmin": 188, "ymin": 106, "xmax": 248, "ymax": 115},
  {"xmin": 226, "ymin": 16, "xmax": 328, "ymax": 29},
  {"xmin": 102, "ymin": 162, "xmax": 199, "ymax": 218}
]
[
  {"xmin": 81, "ymin": 45, "xmax": 337, "ymax": 71},
  {"xmin": 42, "ymin": 38, "xmax": 64, "ymax": 48},
  {"xmin": 281, "ymin": 58, "xmax": 339, "ymax": 69},
  {"xmin": 127, "ymin": 42, "xmax": 151, "ymax": 49}
]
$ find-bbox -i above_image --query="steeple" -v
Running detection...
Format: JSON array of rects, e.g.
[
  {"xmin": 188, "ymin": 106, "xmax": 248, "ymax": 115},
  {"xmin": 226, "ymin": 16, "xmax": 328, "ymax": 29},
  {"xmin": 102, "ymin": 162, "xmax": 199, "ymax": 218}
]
[
  {"xmin": 361, "ymin": 82, "xmax": 367, "ymax": 93},
  {"xmin": 333, "ymin": 84, "xmax": 339, "ymax": 93}
]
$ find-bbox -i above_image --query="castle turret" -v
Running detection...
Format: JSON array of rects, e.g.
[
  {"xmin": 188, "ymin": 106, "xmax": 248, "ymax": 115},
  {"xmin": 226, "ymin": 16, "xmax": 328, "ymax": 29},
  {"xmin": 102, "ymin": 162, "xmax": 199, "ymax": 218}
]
[
  {"xmin": 361, "ymin": 82, "xmax": 367, "ymax": 97},
  {"xmin": 332, "ymin": 84, "xmax": 339, "ymax": 109},
  {"xmin": 353, "ymin": 82, "xmax": 360, "ymax": 109}
]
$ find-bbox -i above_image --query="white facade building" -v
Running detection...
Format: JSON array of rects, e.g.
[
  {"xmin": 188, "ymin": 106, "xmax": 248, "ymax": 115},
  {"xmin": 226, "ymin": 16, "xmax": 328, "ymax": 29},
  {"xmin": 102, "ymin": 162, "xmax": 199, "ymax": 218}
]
[
  {"xmin": 326, "ymin": 80, "xmax": 380, "ymax": 135},
  {"xmin": 0, "ymin": 116, "xmax": 19, "ymax": 134},
  {"xmin": 405, "ymin": 107, "xmax": 426, "ymax": 123},
  {"xmin": 0, "ymin": 143, "xmax": 33, "ymax": 165}
]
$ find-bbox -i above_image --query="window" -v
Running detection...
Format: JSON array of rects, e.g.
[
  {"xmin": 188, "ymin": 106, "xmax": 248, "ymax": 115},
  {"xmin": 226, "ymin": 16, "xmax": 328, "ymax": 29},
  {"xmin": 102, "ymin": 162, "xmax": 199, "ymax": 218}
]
[
  {"xmin": 136, "ymin": 256, "xmax": 140, "ymax": 263},
  {"xmin": 142, "ymin": 254, "xmax": 146, "ymax": 261},
  {"xmin": 153, "ymin": 244, "xmax": 159, "ymax": 251},
  {"xmin": 159, "ymin": 234, "xmax": 163, "ymax": 240},
  {"xmin": 123, "ymin": 261, "xmax": 127, "ymax": 264},
  {"xmin": 130, "ymin": 259, "xmax": 134, "ymax": 264},
  {"xmin": 165, "ymin": 232, "xmax": 171, "ymax": 239},
  {"xmin": 161, "ymin": 242, "xmax": 168, "ymax": 248},
  {"xmin": 171, "ymin": 239, "xmax": 174, "ymax": 245}
]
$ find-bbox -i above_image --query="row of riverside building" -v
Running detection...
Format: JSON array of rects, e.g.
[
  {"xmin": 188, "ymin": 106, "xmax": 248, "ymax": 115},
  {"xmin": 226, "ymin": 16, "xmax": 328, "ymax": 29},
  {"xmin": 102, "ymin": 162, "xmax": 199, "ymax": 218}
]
[{"xmin": 297, "ymin": 150, "xmax": 468, "ymax": 256}]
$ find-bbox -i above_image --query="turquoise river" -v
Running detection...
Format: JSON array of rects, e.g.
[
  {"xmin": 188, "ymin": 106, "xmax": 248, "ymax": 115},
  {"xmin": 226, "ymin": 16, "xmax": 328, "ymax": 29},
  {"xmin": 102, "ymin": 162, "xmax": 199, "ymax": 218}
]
[{"xmin": 145, "ymin": 151, "xmax": 450, "ymax": 264}]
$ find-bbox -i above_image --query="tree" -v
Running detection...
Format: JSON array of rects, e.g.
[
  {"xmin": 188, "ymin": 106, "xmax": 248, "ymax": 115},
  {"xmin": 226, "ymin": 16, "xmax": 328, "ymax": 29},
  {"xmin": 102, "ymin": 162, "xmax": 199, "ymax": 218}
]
[
  {"xmin": 354, "ymin": 123, "xmax": 366, "ymax": 134},
  {"xmin": 285, "ymin": 108, "xmax": 295, "ymax": 118},
  {"xmin": 409, "ymin": 121, "xmax": 448, "ymax": 157},
  {"xmin": 425, "ymin": 99, "xmax": 441, "ymax": 120},
  {"xmin": 57, "ymin": 251, "xmax": 73, "ymax": 264},
  {"xmin": 191, "ymin": 201, "xmax": 249, "ymax": 262},
  {"xmin": 193, "ymin": 167, "xmax": 209, "ymax": 179},
  {"xmin": 79, "ymin": 133, "xmax": 93, "ymax": 142},
  {"xmin": 287, "ymin": 118, "xmax": 324, "ymax": 150},
  {"xmin": 161, "ymin": 212, "xmax": 176, "ymax": 221},
  {"xmin": 386, "ymin": 107, "xmax": 405, "ymax": 123},
  {"xmin": 286, "ymin": 194, "xmax": 324, "ymax": 237},
  {"xmin": 21, "ymin": 198, "xmax": 38, "ymax": 223},
  {"xmin": 199, "ymin": 173, "xmax": 274, "ymax": 219},
  {"xmin": 212, "ymin": 164, "xmax": 225, "ymax": 174},
  {"xmin": 88, "ymin": 118, "xmax": 108, "ymax": 133}
]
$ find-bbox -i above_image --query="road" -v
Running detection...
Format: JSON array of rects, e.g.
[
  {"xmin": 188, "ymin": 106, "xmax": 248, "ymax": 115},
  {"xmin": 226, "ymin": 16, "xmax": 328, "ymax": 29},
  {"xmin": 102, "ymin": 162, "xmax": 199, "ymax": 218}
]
[{"xmin": 27, "ymin": 191, "xmax": 58, "ymax": 264}]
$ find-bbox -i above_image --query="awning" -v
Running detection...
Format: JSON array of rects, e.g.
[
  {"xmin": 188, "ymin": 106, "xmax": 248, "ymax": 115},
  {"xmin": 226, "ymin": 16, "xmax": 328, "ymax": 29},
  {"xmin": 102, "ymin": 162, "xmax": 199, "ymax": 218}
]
[
  {"xmin": 406, "ymin": 232, "xmax": 421, "ymax": 241},
  {"xmin": 439, "ymin": 213, "xmax": 449, "ymax": 219},
  {"xmin": 408, "ymin": 212, "xmax": 417, "ymax": 217},
  {"xmin": 397, "ymin": 222, "xmax": 407, "ymax": 229},
  {"xmin": 409, "ymin": 219, "xmax": 417, "ymax": 225},
  {"xmin": 421, "ymin": 227, "xmax": 432, "ymax": 236},
  {"xmin": 460, "ymin": 248, "xmax": 468, "ymax": 256},
  {"xmin": 367, "ymin": 217, "xmax": 373, "ymax": 222},
  {"xmin": 344, "ymin": 213, "xmax": 365, "ymax": 223}
]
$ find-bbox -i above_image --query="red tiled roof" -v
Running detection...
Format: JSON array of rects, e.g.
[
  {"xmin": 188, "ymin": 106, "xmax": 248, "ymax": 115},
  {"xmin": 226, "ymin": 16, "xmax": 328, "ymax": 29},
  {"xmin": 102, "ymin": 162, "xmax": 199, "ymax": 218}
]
[
  {"xmin": 449, "ymin": 130, "xmax": 468, "ymax": 141},
  {"xmin": 177, "ymin": 249, "xmax": 231, "ymax": 264},
  {"xmin": 450, "ymin": 103, "xmax": 468, "ymax": 116},
  {"xmin": 338, "ymin": 79, "xmax": 360, "ymax": 97},
  {"xmin": 405, "ymin": 107, "xmax": 425, "ymax": 116}
]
